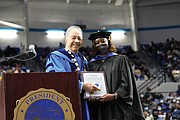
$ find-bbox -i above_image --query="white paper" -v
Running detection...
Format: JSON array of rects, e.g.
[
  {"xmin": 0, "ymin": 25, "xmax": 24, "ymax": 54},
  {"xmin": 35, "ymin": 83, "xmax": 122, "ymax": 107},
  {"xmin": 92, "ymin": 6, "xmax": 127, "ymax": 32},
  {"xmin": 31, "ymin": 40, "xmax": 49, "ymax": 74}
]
[{"xmin": 82, "ymin": 72, "xmax": 107, "ymax": 99}]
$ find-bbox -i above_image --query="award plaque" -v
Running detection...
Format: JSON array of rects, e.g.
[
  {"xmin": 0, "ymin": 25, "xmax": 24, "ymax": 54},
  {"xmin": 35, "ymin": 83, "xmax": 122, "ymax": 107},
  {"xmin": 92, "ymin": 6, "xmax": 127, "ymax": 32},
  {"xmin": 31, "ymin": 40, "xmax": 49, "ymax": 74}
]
[{"xmin": 81, "ymin": 71, "xmax": 107, "ymax": 99}]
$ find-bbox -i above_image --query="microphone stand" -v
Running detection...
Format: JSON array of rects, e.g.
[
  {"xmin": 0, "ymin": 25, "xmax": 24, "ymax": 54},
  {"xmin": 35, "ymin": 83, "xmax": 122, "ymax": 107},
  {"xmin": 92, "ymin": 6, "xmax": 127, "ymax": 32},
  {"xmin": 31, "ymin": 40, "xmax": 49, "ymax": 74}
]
[{"xmin": 0, "ymin": 50, "xmax": 37, "ymax": 63}]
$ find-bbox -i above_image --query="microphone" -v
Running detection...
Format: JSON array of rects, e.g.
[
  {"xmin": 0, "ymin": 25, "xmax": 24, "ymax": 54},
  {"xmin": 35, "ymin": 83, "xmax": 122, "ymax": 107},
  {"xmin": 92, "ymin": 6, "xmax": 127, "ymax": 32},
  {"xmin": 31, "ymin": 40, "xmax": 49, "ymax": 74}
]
[{"xmin": 28, "ymin": 44, "xmax": 37, "ymax": 55}]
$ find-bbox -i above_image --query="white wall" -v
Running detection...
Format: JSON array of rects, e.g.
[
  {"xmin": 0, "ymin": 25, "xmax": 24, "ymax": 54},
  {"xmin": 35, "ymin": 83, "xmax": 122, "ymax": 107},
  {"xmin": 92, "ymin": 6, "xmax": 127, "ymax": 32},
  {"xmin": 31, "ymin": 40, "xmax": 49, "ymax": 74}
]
[
  {"xmin": 28, "ymin": 31, "xmax": 133, "ymax": 49},
  {"xmin": 137, "ymin": 3, "xmax": 180, "ymax": 44},
  {"xmin": 0, "ymin": 2, "xmax": 180, "ymax": 49},
  {"xmin": 0, "ymin": 32, "xmax": 25, "ymax": 50}
]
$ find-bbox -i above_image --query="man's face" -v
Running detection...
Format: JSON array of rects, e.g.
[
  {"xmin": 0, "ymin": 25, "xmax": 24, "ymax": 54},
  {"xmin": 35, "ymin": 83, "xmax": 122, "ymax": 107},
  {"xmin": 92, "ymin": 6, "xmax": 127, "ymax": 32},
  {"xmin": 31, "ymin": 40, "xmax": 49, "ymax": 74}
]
[{"xmin": 65, "ymin": 29, "xmax": 82, "ymax": 53}]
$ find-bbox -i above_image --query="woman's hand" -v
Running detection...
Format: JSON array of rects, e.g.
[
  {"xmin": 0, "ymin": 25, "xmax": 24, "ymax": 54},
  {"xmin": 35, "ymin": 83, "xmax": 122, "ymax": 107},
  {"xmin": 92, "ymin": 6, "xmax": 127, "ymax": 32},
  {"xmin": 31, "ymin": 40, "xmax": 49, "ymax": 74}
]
[{"xmin": 99, "ymin": 94, "xmax": 115, "ymax": 102}]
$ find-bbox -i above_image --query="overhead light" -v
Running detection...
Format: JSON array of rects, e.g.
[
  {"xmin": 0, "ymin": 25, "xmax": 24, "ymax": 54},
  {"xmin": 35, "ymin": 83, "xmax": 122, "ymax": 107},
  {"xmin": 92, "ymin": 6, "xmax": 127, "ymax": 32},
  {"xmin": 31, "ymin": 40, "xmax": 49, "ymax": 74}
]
[
  {"xmin": 0, "ymin": 20, "xmax": 24, "ymax": 29},
  {"xmin": 87, "ymin": 0, "xmax": 91, "ymax": 4},
  {"xmin": 66, "ymin": 0, "xmax": 70, "ymax": 4},
  {"xmin": 108, "ymin": 30, "xmax": 125, "ymax": 39},
  {"xmin": 0, "ymin": 29, "xmax": 18, "ymax": 39},
  {"xmin": 46, "ymin": 30, "xmax": 65, "ymax": 39},
  {"xmin": 115, "ymin": 0, "xmax": 124, "ymax": 6}
]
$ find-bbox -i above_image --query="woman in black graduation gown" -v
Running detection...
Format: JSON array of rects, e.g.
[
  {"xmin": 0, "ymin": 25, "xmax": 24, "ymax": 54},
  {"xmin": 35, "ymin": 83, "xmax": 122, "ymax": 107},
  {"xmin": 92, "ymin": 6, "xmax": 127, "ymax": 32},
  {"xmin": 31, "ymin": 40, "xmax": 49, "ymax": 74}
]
[{"xmin": 87, "ymin": 30, "xmax": 145, "ymax": 120}]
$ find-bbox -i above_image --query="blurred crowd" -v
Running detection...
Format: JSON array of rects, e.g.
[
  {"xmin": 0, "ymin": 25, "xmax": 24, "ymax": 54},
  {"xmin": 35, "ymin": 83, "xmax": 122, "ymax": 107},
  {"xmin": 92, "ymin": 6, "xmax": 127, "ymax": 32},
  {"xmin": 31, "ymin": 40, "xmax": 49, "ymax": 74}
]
[
  {"xmin": 0, "ymin": 37, "xmax": 180, "ymax": 119},
  {"xmin": 0, "ymin": 38, "xmax": 179, "ymax": 82},
  {"xmin": 141, "ymin": 85, "xmax": 180, "ymax": 120},
  {"xmin": 141, "ymin": 38, "xmax": 180, "ymax": 82}
]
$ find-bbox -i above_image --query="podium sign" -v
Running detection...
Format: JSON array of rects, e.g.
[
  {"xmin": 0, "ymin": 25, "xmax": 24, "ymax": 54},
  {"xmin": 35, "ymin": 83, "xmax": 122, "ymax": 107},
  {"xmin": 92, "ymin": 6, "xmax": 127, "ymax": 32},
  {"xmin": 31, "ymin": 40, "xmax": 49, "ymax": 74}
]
[{"xmin": 0, "ymin": 72, "xmax": 82, "ymax": 120}]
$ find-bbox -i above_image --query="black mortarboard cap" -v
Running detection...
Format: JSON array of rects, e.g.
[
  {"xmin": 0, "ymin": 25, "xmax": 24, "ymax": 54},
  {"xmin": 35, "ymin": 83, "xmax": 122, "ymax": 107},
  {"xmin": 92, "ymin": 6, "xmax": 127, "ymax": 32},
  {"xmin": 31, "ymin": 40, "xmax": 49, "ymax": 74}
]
[{"xmin": 88, "ymin": 30, "xmax": 111, "ymax": 41}]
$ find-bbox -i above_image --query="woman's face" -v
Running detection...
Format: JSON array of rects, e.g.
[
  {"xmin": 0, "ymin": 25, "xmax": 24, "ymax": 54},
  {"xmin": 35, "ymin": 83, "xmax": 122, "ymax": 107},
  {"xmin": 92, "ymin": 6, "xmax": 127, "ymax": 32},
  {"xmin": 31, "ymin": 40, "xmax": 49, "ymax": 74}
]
[
  {"xmin": 93, "ymin": 38, "xmax": 109, "ymax": 55},
  {"xmin": 94, "ymin": 38, "xmax": 108, "ymax": 47},
  {"xmin": 65, "ymin": 29, "xmax": 82, "ymax": 53}
]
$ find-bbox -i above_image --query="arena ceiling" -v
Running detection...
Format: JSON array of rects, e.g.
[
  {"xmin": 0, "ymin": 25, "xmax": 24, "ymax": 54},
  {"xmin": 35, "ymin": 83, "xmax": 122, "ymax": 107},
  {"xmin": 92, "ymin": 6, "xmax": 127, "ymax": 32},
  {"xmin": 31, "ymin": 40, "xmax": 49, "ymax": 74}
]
[{"xmin": 0, "ymin": 0, "xmax": 180, "ymax": 29}]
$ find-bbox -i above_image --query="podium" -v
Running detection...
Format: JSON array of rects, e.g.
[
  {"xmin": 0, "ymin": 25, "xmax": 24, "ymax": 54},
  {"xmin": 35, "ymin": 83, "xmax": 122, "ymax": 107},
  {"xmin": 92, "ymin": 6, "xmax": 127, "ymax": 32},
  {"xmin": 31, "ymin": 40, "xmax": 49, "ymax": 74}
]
[{"xmin": 0, "ymin": 72, "xmax": 82, "ymax": 120}]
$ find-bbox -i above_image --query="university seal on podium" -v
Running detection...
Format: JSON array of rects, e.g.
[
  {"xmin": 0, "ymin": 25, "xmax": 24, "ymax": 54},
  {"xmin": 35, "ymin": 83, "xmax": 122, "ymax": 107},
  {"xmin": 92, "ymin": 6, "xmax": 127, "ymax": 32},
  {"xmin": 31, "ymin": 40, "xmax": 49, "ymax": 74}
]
[{"xmin": 13, "ymin": 88, "xmax": 75, "ymax": 120}]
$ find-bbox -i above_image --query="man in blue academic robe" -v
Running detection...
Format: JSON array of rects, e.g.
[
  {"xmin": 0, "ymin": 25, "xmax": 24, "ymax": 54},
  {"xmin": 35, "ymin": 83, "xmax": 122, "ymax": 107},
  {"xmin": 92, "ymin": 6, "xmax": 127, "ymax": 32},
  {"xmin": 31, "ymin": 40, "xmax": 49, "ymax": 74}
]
[{"xmin": 46, "ymin": 25, "xmax": 99, "ymax": 120}]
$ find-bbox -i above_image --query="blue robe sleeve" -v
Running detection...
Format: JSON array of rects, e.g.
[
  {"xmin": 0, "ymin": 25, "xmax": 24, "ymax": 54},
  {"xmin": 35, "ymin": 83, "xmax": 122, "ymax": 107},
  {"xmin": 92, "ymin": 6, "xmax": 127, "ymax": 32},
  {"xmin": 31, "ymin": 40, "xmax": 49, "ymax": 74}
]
[
  {"xmin": 46, "ymin": 54, "xmax": 68, "ymax": 72},
  {"xmin": 46, "ymin": 53, "xmax": 84, "ymax": 93}
]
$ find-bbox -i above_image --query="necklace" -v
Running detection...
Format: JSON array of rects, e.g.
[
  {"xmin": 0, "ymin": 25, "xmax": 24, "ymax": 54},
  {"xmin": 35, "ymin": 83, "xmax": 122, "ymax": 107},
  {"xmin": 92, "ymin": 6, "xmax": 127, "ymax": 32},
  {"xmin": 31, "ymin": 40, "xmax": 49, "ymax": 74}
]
[{"xmin": 65, "ymin": 48, "xmax": 80, "ymax": 71}]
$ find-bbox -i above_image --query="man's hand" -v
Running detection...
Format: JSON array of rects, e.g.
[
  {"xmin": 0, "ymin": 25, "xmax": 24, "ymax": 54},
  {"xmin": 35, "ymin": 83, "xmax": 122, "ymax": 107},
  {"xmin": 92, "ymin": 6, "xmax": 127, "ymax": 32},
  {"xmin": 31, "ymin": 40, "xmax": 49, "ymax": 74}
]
[{"xmin": 82, "ymin": 82, "xmax": 101, "ymax": 93}]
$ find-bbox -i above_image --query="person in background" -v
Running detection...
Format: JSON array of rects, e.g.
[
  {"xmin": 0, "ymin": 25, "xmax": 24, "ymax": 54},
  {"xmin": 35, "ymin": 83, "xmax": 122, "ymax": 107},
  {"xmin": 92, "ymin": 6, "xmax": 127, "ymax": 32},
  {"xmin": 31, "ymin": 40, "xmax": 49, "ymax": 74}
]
[
  {"xmin": 87, "ymin": 30, "xmax": 145, "ymax": 120},
  {"xmin": 151, "ymin": 109, "xmax": 163, "ymax": 120},
  {"xmin": 0, "ymin": 66, "xmax": 4, "ymax": 81},
  {"xmin": 144, "ymin": 110, "xmax": 152, "ymax": 120},
  {"xmin": 46, "ymin": 25, "xmax": 99, "ymax": 120},
  {"xmin": 176, "ymin": 84, "xmax": 180, "ymax": 97}
]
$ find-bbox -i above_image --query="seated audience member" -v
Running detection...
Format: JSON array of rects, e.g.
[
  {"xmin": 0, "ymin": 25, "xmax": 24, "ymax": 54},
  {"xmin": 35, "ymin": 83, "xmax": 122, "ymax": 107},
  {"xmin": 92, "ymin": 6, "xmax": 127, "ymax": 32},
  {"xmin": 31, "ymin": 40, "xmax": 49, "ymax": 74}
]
[{"xmin": 176, "ymin": 84, "xmax": 180, "ymax": 97}]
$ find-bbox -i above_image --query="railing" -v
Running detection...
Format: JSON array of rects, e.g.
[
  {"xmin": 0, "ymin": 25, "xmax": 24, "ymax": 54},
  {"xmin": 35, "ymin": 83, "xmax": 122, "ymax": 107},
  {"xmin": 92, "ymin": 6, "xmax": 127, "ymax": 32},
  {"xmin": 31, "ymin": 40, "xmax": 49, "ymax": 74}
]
[{"xmin": 137, "ymin": 68, "xmax": 165, "ymax": 93}]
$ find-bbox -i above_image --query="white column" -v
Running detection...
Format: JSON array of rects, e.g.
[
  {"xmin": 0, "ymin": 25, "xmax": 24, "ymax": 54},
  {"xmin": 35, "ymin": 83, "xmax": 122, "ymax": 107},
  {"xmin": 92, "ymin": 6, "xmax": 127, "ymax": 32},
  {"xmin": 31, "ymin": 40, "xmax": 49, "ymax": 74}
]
[
  {"xmin": 23, "ymin": 0, "xmax": 29, "ymax": 52},
  {"xmin": 129, "ymin": 0, "xmax": 139, "ymax": 51}
]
